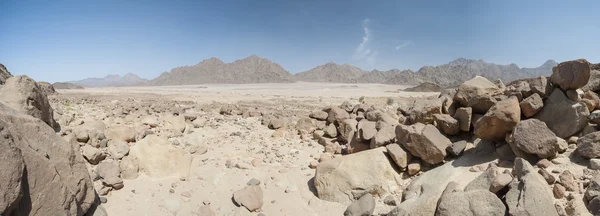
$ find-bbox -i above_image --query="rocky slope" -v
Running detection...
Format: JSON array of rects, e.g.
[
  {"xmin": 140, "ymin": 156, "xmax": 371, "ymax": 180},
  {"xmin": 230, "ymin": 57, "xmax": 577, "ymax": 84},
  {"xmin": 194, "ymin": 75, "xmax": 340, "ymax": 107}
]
[
  {"xmin": 71, "ymin": 73, "xmax": 148, "ymax": 87},
  {"xmin": 149, "ymin": 55, "xmax": 294, "ymax": 85},
  {"xmin": 293, "ymin": 62, "xmax": 365, "ymax": 83},
  {"xmin": 52, "ymin": 82, "xmax": 85, "ymax": 89},
  {"xmin": 0, "ymin": 63, "xmax": 13, "ymax": 85}
]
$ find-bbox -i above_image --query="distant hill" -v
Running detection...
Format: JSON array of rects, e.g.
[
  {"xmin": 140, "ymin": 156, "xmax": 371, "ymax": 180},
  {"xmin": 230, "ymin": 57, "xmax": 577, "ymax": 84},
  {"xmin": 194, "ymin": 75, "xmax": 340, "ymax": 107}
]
[
  {"xmin": 70, "ymin": 73, "xmax": 148, "ymax": 87},
  {"xmin": 148, "ymin": 55, "xmax": 294, "ymax": 85},
  {"xmin": 292, "ymin": 58, "xmax": 555, "ymax": 86},
  {"xmin": 52, "ymin": 82, "xmax": 84, "ymax": 89},
  {"xmin": 294, "ymin": 62, "xmax": 365, "ymax": 83}
]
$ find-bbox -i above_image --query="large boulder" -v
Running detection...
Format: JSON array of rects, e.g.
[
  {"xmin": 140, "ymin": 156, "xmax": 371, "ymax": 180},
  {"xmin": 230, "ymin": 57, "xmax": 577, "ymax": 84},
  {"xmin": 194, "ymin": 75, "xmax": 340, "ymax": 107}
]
[
  {"xmin": 436, "ymin": 182, "xmax": 506, "ymax": 216},
  {"xmin": 577, "ymin": 131, "xmax": 600, "ymax": 158},
  {"xmin": 369, "ymin": 123, "xmax": 396, "ymax": 148},
  {"xmin": 0, "ymin": 125, "xmax": 25, "ymax": 215},
  {"xmin": 474, "ymin": 97, "xmax": 520, "ymax": 141},
  {"xmin": 403, "ymin": 124, "xmax": 451, "ymax": 164},
  {"xmin": 0, "ymin": 103, "xmax": 95, "ymax": 215},
  {"xmin": 406, "ymin": 98, "xmax": 442, "ymax": 124},
  {"xmin": 582, "ymin": 69, "xmax": 600, "ymax": 92},
  {"xmin": 129, "ymin": 135, "xmax": 192, "ymax": 177},
  {"xmin": 519, "ymin": 93, "xmax": 544, "ymax": 118},
  {"xmin": 314, "ymin": 147, "xmax": 401, "ymax": 205},
  {"xmin": 433, "ymin": 114, "xmax": 459, "ymax": 135},
  {"xmin": 510, "ymin": 119, "xmax": 559, "ymax": 159},
  {"xmin": 506, "ymin": 158, "xmax": 559, "ymax": 216},
  {"xmin": 453, "ymin": 76, "xmax": 502, "ymax": 114},
  {"xmin": 327, "ymin": 107, "xmax": 350, "ymax": 124},
  {"xmin": 338, "ymin": 119, "xmax": 358, "ymax": 143},
  {"xmin": 550, "ymin": 59, "xmax": 591, "ymax": 90},
  {"xmin": 0, "ymin": 75, "xmax": 57, "ymax": 129},
  {"xmin": 535, "ymin": 88, "xmax": 590, "ymax": 138},
  {"xmin": 0, "ymin": 63, "xmax": 12, "ymax": 85}
]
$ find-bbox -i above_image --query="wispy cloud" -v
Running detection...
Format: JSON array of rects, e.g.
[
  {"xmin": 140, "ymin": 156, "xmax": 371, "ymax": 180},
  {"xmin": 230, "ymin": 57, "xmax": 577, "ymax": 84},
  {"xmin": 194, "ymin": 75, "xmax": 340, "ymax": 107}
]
[
  {"xmin": 353, "ymin": 18, "xmax": 377, "ymax": 65},
  {"xmin": 395, "ymin": 40, "xmax": 413, "ymax": 50}
]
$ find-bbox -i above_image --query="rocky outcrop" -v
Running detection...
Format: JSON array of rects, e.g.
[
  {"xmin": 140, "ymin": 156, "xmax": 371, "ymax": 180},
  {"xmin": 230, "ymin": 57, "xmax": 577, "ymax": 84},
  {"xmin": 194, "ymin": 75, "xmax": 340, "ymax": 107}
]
[
  {"xmin": 0, "ymin": 102, "xmax": 95, "ymax": 215},
  {"xmin": 453, "ymin": 76, "xmax": 502, "ymax": 114},
  {"xmin": 0, "ymin": 76, "xmax": 58, "ymax": 129},
  {"xmin": 0, "ymin": 63, "xmax": 12, "ymax": 85}
]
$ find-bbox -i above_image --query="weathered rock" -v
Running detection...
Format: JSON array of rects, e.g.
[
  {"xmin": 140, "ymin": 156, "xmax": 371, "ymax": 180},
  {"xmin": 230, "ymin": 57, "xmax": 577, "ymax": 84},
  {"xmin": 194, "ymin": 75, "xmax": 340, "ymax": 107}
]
[
  {"xmin": 0, "ymin": 63, "xmax": 12, "ymax": 85},
  {"xmin": 268, "ymin": 118, "xmax": 286, "ymax": 130},
  {"xmin": 550, "ymin": 59, "xmax": 591, "ymax": 90},
  {"xmin": 407, "ymin": 162, "xmax": 421, "ymax": 176},
  {"xmin": 119, "ymin": 155, "xmax": 139, "ymax": 179},
  {"xmin": 343, "ymin": 193, "xmax": 375, "ymax": 216},
  {"xmin": 436, "ymin": 181, "xmax": 506, "ymax": 216},
  {"xmin": 105, "ymin": 126, "xmax": 136, "ymax": 143},
  {"xmin": 433, "ymin": 114, "xmax": 459, "ymax": 135},
  {"xmin": 0, "ymin": 75, "xmax": 58, "ymax": 128},
  {"xmin": 338, "ymin": 119, "xmax": 358, "ymax": 143},
  {"xmin": 296, "ymin": 118, "xmax": 316, "ymax": 134},
  {"xmin": 577, "ymin": 131, "xmax": 600, "ymax": 158},
  {"xmin": 566, "ymin": 89, "xmax": 584, "ymax": 102},
  {"xmin": 37, "ymin": 81, "xmax": 56, "ymax": 96},
  {"xmin": 506, "ymin": 158, "xmax": 559, "ymax": 216},
  {"xmin": 232, "ymin": 185, "xmax": 263, "ymax": 212},
  {"xmin": 395, "ymin": 123, "xmax": 425, "ymax": 145},
  {"xmin": 519, "ymin": 93, "xmax": 544, "ymax": 117},
  {"xmin": 141, "ymin": 116, "xmax": 159, "ymax": 128},
  {"xmin": 453, "ymin": 107, "xmax": 472, "ymax": 132},
  {"xmin": 510, "ymin": 119, "xmax": 558, "ymax": 159},
  {"xmin": 0, "ymin": 103, "xmax": 95, "ymax": 215},
  {"xmin": 558, "ymin": 170, "xmax": 578, "ymax": 192},
  {"xmin": 553, "ymin": 184, "xmax": 566, "ymax": 199},
  {"xmin": 591, "ymin": 159, "xmax": 600, "ymax": 170},
  {"xmin": 369, "ymin": 123, "xmax": 396, "ymax": 148},
  {"xmin": 129, "ymin": 135, "xmax": 192, "ymax": 177},
  {"xmin": 585, "ymin": 176, "xmax": 600, "ymax": 214},
  {"xmin": 590, "ymin": 110, "xmax": 600, "ymax": 124},
  {"xmin": 490, "ymin": 173, "xmax": 513, "ymax": 193},
  {"xmin": 314, "ymin": 147, "xmax": 401, "ymax": 205},
  {"xmin": 536, "ymin": 88, "xmax": 590, "ymax": 138},
  {"xmin": 474, "ymin": 97, "xmax": 520, "ymax": 141},
  {"xmin": 453, "ymin": 76, "xmax": 502, "ymax": 113},
  {"xmin": 168, "ymin": 115, "xmax": 186, "ymax": 133},
  {"xmin": 583, "ymin": 69, "xmax": 600, "ymax": 92},
  {"xmin": 404, "ymin": 124, "xmax": 450, "ymax": 164},
  {"xmin": 357, "ymin": 119, "xmax": 376, "ymax": 141},
  {"xmin": 309, "ymin": 110, "xmax": 329, "ymax": 121},
  {"xmin": 327, "ymin": 107, "xmax": 350, "ymax": 124},
  {"xmin": 386, "ymin": 143, "xmax": 411, "ymax": 169},
  {"xmin": 81, "ymin": 145, "xmax": 105, "ymax": 165},
  {"xmin": 446, "ymin": 140, "xmax": 467, "ymax": 157},
  {"xmin": 406, "ymin": 98, "xmax": 442, "ymax": 124},
  {"xmin": 97, "ymin": 160, "xmax": 120, "ymax": 180},
  {"xmin": 538, "ymin": 168, "xmax": 556, "ymax": 185},
  {"xmin": 0, "ymin": 127, "xmax": 25, "ymax": 215},
  {"xmin": 347, "ymin": 134, "xmax": 370, "ymax": 154},
  {"xmin": 108, "ymin": 140, "xmax": 129, "ymax": 159},
  {"xmin": 464, "ymin": 166, "xmax": 500, "ymax": 192}
]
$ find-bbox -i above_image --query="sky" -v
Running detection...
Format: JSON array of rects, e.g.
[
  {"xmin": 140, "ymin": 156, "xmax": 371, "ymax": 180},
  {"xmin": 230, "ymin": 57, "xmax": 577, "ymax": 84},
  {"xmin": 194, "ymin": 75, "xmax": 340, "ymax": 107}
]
[{"xmin": 1, "ymin": 0, "xmax": 600, "ymax": 83}]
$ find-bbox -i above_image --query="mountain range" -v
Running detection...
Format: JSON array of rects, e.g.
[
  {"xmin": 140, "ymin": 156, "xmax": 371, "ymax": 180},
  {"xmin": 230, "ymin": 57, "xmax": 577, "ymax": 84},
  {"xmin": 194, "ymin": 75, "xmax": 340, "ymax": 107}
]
[
  {"xmin": 70, "ymin": 73, "xmax": 148, "ymax": 87},
  {"xmin": 67, "ymin": 55, "xmax": 559, "ymax": 87}
]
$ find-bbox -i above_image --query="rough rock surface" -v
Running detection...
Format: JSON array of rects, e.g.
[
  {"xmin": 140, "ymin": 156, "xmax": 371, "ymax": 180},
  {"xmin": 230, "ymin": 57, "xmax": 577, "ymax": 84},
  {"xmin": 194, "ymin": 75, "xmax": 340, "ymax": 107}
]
[
  {"xmin": 550, "ymin": 59, "xmax": 591, "ymax": 90},
  {"xmin": 519, "ymin": 93, "xmax": 544, "ymax": 118},
  {"xmin": 0, "ymin": 75, "xmax": 58, "ymax": 128},
  {"xmin": 403, "ymin": 124, "xmax": 451, "ymax": 164},
  {"xmin": 453, "ymin": 76, "xmax": 502, "ymax": 113},
  {"xmin": 343, "ymin": 193, "xmax": 375, "ymax": 216},
  {"xmin": 386, "ymin": 143, "xmax": 411, "ymax": 169},
  {"xmin": 0, "ymin": 124, "xmax": 25, "ymax": 215},
  {"xmin": 453, "ymin": 107, "xmax": 472, "ymax": 132},
  {"xmin": 0, "ymin": 103, "xmax": 95, "ymax": 215},
  {"xmin": 474, "ymin": 97, "xmax": 520, "ymax": 141},
  {"xmin": 314, "ymin": 147, "xmax": 401, "ymax": 205},
  {"xmin": 510, "ymin": 119, "xmax": 558, "ymax": 159},
  {"xmin": 578, "ymin": 131, "xmax": 600, "ymax": 158},
  {"xmin": 506, "ymin": 158, "xmax": 559, "ymax": 216},
  {"xmin": 433, "ymin": 114, "xmax": 459, "ymax": 135},
  {"xmin": 232, "ymin": 185, "xmax": 263, "ymax": 212},
  {"xmin": 535, "ymin": 88, "xmax": 590, "ymax": 138},
  {"xmin": 436, "ymin": 181, "xmax": 506, "ymax": 216}
]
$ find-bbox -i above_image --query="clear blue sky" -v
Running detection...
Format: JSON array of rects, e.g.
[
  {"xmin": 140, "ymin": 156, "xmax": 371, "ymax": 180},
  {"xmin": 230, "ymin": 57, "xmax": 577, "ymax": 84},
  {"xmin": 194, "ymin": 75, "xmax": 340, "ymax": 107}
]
[{"xmin": 1, "ymin": 0, "xmax": 599, "ymax": 82}]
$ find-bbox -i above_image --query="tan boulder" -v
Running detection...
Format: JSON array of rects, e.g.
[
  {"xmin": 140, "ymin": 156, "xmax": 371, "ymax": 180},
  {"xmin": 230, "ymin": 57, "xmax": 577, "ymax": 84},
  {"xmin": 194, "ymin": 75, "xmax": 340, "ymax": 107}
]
[
  {"xmin": 551, "ymin": 59, "xmax": 591, "ymax": 90},
  {"xmin": 535, "ymin": 88, "xmax": 590, "ymax": 138},
  {"xmin": 474, "ymin": 97, "xmax": 520, "ymax": 141},
  {"xmin": 404, "ymin": 124, "xmax": 451, "ymax": 164},
  {"xmin": 0, "ymin": 75, "xmax": 58, "ymax": 129},
  {"xmin": 453, "ymin": 76, "xmax": 502, "ymax": 113},
  {"xmin": 519, "ymin": 93, "xmax": 544, "ymax": 118}
]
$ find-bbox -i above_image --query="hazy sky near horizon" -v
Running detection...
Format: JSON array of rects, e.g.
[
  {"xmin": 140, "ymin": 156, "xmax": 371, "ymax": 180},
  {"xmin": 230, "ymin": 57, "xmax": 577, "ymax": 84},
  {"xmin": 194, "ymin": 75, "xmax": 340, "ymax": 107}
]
[{"xmin": 1, "ymin": 0, "xmax": 599, "ymax": 82}]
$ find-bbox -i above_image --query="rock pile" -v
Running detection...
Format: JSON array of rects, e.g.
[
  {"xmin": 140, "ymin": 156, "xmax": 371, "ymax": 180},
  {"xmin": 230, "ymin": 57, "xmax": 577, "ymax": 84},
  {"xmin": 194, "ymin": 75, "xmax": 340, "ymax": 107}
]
[{"xmin": 267, "ymin": 58, "xmax": 600, "ymax": 215}]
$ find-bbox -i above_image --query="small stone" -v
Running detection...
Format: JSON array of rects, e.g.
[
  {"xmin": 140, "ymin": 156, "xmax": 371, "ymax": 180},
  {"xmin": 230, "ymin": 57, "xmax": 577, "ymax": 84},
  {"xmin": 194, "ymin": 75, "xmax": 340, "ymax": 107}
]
[
  {"xmin": 99, "ymin": 196, "xmax": 108, "ymax": 203},
  {"xmin": 491, "ymin": 173, "xmax": 513, "ymax": 193},
  {"xmin": 383, "ymin": 195, "xmax": 397, "ymax": 206},
  {"xmin": 537, "ymin": 159, "xmax": 553, "ymax": 169},
  {"xmin": 538, "ymin": 168, "xmax": 556, "ymax": 185},
  {"xmin": 285, "ymin": 185, "xmax": 297, "ymax": 193},
  {"xmin": 567, "ymin": 136, "xmax": 578, "ymax": 144},
  {"xmin": 309, "ymin": 160, "xmax": 319, "ymax": 169},
  {"xmin": 247, "ymin": 178, "xmax": 261, "ymax": 186},
  {"xmin": 407, "ymin": 163, "xmax": 421, "ymax": 176},
  {"xmin": 559, "ymin": 170, "xmax": 578, "ymax": 191},
  {"xmin": 554, "ymin": 184, "xmax": 567, "ymax": 199}
]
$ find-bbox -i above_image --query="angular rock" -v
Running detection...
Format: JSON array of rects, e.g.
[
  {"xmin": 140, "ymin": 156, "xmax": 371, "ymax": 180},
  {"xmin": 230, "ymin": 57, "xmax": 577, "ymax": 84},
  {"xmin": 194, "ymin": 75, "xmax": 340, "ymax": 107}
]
[
  {"xmin": 510, "ymin": 119, "xmax": 558, "ymax": 159},
  {"xmin": 386, "ymin": 143, "xmax": 411, "ymax": 169},
  {"xmin": 324, "ymin": 123, "xmax": 338, "ymax": 138},
  {"xmin": 491, "ymin": 173, "xmax": 513, "ymax": 193},
  {"xmin": 343, "ymin": 193, "xmax": 375, "ymax": 216},
  {"xmin": 105, "ymin": 126, "xmax": 136, "ymax": 143},
  {"xmin": 446, "ymin": 140, "xmax": 467, "ymax": 157},
  {"xmin": 583, "ymin": 69, "xmax": 600, "ymax": 92},
  {"xmin": 433, "ymin": 114, "xmax": 459, "ymax": 135},
  {"xmin": 535, "ymin": 89, "xmax": 591, "ymax": 138},
  {"xmin": 268, "ymin": 118, "xmax": 285, "ymax": 130},
  {"xmin": 81, "ymin": 145, "xmax": 105, "ymax": 165},
  {"xmin": 369, "ymin": 123, "xmax": 396, "ymax": 148},
  {"xmin": 453, "ymin": 76, "xmax": 502, "ymax": 113},
  {"xmin": 519, "ymin": 93, "xmax": 544, "ymax": 118},
  {"xmin": 436, "ymin": 181, "xmax": 506, "ymax": 216},
  {"xmin": 0, "ymin": 63, "xmax": 12, "ymax": 85},
  {"xmin": 0, "ymin": 103, "xmax": 95, "ymax": 215},
  {"xmin": 0, "ymin": 75, "xmax": 58, "ymax": 128},
  {"xmin": 577, "ymin": 131, "xmax": 600, "ymax": 158},
  {"xmin": 566, "ymin": 89, "xmax": 583, "ymax": 102},
  {"xmin": 129, "ymin": 135, "xmax": 192, "ymax": 177},
  {"xmin": 406, "ymin": 98, "xmax": 442, "ymax": 124},
  {"xmin": 590, "ymin": 110, "xmax": 600, "ymax": 124},
  {"xmin": 474, "ymin": 97, "xmax": 520, "ymax": 141},
  {"xmin": 296, "ymin": 118, "xmax": 315, "ymax": 134},
  {"xmin": 550, "ymin": 59, "xmax": 591, "ymax": 90},
  {"xmin": 538, "ymin": 168, "xmax": 556, "ymax": 185},
  {"xmin": 407, "ymin": 162, "xmax": 421, "ymax": 176},
  {"xmin": 404, "ymin": 124, "xmax": 450, "ymax": 164},
  {"xmin": 338, "ymin": 119, "xmax": 358, "ymax": 143},
  {"xmin": 232, "ymin": 185, "xmax": 263, "ymax": 212},
  {"xmin": 0, "ymin": 129, "xmax": 24, "ymax": 215},
  {"xmin": 347, "ymin": 134, "xmax": 370, "ymax": 154},
  {"xmin": 327, "ymin": 107, "xmax": 350, "ymax": 124},
  {"xmin": 309, "ymin": 110, "xmax": 328, "ymax": 121},
  {"xmin": 97, "ymin": 160, "xmax": 120, "ymax": 180},
  {"xmin": 108, "ymin": 140, "xmax": 129, "ymax": 159},
  {"xmin": 314, "ymin": 147, "xmax": 401, "ymax": 205},
  {"xmin": 558, "ymin": 170, "xmax": 578, "ymax": 192},
  {"xmin": 453, "ymin": 107, "xmax": 472, "ymax": 132},
  {"xmin": 506, "ymin": 158, "xmax": 559, "ymax": 216},
  {"xmin": 464, "ymin": 166, "xmax": 500, "ymax": 192},
  {"xmin": 395, "ymin": 123, "xmax": 425, "ymax": 145},
  {"xmin": 357, "ymin": 119, "xmax": 376, "ymax": 141}
]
